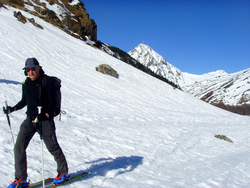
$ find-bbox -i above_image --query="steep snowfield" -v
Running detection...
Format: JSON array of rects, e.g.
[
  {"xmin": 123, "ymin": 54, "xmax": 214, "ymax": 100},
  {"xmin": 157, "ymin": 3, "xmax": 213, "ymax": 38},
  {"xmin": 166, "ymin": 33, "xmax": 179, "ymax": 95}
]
[{"xmin": 1, "ymin": 6, "xmax": 250, "ymax": 188}]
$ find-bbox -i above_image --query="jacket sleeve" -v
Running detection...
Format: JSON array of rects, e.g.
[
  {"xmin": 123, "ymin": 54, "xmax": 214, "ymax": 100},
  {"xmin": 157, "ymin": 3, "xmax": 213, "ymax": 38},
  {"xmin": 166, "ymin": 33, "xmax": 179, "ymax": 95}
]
[{"xmin": 14, "ymin": 83, "xmax": 26, "ymax": 110}]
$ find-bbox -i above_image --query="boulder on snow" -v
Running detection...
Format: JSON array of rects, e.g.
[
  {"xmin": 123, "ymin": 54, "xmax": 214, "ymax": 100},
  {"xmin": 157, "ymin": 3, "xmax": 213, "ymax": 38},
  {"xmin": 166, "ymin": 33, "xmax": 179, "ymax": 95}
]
[
  {"xmin": 96, "ymin": 64, "xmax": 118, "ymax": 78},
  {"xmin": 215, "ymin": 134, "xmax": 233, "ymax": 143}
]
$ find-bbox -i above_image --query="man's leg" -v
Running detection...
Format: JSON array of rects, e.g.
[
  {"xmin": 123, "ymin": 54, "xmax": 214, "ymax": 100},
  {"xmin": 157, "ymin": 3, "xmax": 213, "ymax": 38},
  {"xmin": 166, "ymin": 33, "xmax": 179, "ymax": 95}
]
[
  {"xmin": 14, "ymin": 117, "xmax": 36, "ymax": 179},
  {"xmin": 41, "ymin": 120, "xmax": 68, "ymax": 175}
]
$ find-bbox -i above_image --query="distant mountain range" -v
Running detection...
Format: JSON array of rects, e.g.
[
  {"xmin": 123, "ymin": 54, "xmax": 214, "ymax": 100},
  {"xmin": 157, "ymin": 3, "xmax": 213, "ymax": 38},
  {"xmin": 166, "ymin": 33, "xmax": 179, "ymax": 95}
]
[{"xmin": 129, "ymin": 44, "xmax": 250, "ymax": 115}]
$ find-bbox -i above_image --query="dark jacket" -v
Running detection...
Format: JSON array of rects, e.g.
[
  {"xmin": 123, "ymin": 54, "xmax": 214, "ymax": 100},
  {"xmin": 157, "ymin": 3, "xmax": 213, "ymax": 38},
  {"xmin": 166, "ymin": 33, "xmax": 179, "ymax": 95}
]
[{"xmin": 14, "ymin": 70, "xmax": 56, "ymax": 120}]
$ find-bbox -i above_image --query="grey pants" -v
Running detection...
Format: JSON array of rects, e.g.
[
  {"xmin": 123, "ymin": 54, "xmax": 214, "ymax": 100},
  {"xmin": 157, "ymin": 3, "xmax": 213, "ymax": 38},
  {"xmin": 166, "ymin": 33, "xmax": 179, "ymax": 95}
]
[{"xmin": 14, "ymin": 117, "xmax": 68, "ymax": 179}]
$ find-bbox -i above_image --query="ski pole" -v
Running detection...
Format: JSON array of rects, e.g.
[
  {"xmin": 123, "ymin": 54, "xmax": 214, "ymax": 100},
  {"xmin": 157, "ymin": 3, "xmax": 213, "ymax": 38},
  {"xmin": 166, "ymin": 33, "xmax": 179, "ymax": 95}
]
[
  {"xmin": 37, "ymin": 106, "xmax": 45, "ymax": 188},
  {"xmin": 3, "ymin": 100, "xmax": 15, "ymax": 148}
]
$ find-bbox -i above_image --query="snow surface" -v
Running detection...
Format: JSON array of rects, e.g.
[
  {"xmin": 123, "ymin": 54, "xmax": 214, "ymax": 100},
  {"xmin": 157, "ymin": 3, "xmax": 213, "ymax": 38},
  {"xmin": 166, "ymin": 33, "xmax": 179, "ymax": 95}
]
[{"xmin": 1, "ymin": 6, "xmax": 250, "ymax": 188}]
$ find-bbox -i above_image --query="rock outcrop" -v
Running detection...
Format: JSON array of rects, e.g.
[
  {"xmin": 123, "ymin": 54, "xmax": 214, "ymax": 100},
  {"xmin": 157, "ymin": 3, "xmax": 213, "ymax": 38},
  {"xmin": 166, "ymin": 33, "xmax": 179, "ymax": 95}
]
[{"xmin": 1, "ymin": 0, "xmax": 97, "ymax": 42}]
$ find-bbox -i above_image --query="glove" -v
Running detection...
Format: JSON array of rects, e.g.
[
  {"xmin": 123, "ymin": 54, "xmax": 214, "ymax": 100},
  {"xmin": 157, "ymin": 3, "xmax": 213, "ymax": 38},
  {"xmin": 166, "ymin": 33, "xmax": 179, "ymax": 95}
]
[{"xmin": 3, "ymin": 106, "xmax": 15, "ymax": 114}]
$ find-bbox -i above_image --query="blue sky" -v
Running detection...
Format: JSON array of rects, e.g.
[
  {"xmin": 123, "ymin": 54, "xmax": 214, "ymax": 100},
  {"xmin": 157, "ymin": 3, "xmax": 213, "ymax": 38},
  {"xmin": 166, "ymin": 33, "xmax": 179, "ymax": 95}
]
[{"xmin": 82, "ymin": 0, "xmax": 250, "ymax": 75}]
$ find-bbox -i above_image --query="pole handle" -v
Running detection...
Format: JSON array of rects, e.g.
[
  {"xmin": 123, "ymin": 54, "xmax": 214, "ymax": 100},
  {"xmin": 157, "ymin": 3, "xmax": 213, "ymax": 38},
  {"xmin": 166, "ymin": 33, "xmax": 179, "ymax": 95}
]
[
  {"xmin": 3, "ymin": 100, "xmax": 15, "ymax": 147},
  {"xmin": 3, "ymin": 100, "xmax": 10, "ymax": 116},
  {"xmin": 3, "ymin": 100, "xmax": 8, "ymax": 109}
]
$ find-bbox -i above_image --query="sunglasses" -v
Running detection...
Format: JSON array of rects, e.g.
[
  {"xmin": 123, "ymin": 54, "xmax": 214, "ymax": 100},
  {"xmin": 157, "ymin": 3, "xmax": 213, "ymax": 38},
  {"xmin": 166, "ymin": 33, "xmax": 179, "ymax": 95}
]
[{"xmin": 26, "ymin": 67, "xmax": 37, "ymax": 72}]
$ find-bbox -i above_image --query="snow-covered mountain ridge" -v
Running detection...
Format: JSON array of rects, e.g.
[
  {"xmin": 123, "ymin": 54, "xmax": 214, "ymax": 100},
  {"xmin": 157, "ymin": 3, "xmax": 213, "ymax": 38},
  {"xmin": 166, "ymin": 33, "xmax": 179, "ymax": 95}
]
[
  {"xmin": 129, "ymin": 44, "xmax": 250, "ymax": 115},
  {"xmin": 183, "ymin": 68, "xmax": 250, "ymax": 115},
  {"xmin": 183, "ymin": 68, "xmax": 250, "ymax": 105},
  {"xmin": 1, "ymin": 5, "xmax": 250, "ymax": 188},
  {"xmin": 128, "ymin": 44, "xmax": 185, "ymax": 87}
]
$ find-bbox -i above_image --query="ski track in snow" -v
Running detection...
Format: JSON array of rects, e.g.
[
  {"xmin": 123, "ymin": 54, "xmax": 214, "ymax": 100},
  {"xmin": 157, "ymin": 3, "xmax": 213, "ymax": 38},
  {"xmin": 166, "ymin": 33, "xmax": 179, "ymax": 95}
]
[{"xmin": 1, "ymin": 6, "xmax": 250, "ymax": 188}]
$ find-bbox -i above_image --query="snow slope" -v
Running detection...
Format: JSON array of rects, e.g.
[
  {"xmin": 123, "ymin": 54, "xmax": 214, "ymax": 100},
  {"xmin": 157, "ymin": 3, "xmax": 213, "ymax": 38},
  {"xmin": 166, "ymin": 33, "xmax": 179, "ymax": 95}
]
[{"xmin": 1, "ymin": 6, "xmax": 250, "ymax": 188}]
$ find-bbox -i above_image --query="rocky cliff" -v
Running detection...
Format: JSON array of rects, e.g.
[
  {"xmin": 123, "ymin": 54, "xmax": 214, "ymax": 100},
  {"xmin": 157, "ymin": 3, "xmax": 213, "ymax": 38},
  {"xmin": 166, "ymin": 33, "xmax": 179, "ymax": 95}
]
[{"xmin": 1, "ymin": 0, "xmax": 97, "ymax": 42}]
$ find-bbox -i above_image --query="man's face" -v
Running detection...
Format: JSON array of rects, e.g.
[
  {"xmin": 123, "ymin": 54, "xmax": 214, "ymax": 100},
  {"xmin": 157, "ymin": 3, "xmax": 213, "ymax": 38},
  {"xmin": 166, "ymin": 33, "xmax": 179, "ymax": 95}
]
[{"xmin": 26, "ymin": 66, "xmax": 40, "ymax": 81}]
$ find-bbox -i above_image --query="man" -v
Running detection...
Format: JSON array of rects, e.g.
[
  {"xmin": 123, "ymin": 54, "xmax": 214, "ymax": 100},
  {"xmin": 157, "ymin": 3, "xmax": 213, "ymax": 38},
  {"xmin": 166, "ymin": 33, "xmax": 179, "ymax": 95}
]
[{"xmin": 3, "ymin": 58, "xmax": 68, "ymax": 188}]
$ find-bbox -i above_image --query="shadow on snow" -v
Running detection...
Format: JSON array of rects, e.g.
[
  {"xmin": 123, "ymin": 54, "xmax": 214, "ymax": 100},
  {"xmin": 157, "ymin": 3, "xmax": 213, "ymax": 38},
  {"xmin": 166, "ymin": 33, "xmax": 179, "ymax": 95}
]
[
  {"xmin": 0, "ymin": 79, "xmax": 22, "ymax": 85},
  {"xmin": 71, "ymin": 156, "xmax": 143, "ymax": 182}
]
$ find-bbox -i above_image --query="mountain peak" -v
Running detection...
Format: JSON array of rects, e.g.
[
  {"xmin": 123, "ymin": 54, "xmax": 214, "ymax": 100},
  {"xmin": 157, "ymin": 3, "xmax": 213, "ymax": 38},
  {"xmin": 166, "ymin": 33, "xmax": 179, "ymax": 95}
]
[
  {"xmin": 137, "ymin": 43, "xmax": 152, "ymax": 50},
  {"xmin": 129, "ymin": 44, "xmax": 184, "ymax": 87}
]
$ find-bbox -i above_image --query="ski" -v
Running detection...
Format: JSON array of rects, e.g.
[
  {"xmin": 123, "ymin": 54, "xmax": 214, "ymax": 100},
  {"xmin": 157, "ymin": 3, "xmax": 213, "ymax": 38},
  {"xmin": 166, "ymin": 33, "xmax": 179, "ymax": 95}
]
[
  {"xmin": 45, "ymin": 172, "xmax": 89, "ymax": 188},
  {"xmin": 26, "ymin": 178, "xmax": 53, "ymax": 187}
]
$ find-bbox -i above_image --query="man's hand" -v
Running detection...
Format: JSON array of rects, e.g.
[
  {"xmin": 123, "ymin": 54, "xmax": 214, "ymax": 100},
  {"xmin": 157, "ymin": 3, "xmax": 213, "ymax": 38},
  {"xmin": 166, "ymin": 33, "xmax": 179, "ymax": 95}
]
[{"xmin": 3, "ymin": 106, "xmax": 15, "ymax": 114}]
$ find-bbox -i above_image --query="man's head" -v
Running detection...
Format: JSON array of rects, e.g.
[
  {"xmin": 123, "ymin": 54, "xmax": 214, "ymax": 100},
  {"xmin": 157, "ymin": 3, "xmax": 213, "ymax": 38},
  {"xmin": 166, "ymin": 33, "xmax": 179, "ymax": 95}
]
[{"xmin": 23, "ymin": 58, "xmax": 41, "ymax": 81}]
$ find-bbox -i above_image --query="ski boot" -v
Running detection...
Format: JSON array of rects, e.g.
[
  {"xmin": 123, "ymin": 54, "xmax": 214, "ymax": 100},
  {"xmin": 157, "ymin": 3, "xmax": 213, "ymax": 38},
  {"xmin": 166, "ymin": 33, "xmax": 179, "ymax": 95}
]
[
  {"xmin": 8, "ymin": 178, "xmax": 28, "ymax": 188},
  {"xmin": 53, "ymin": 173, "xmax": 69, "ymax": 185}
]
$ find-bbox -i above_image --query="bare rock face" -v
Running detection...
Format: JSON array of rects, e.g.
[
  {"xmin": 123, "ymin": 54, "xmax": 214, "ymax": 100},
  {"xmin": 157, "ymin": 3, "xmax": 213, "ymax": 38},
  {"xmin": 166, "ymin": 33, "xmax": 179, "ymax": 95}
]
[
  {"xmin": 60, "ymin": 0, "xmax": 97, "ymax": 41},
  {"xmin": 2, "ymin": 0, "xmax": 97, "ymax": 42},
  {"xmin": 13, "ymin": 11, "xmax": 27, "ymax": 23}
]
